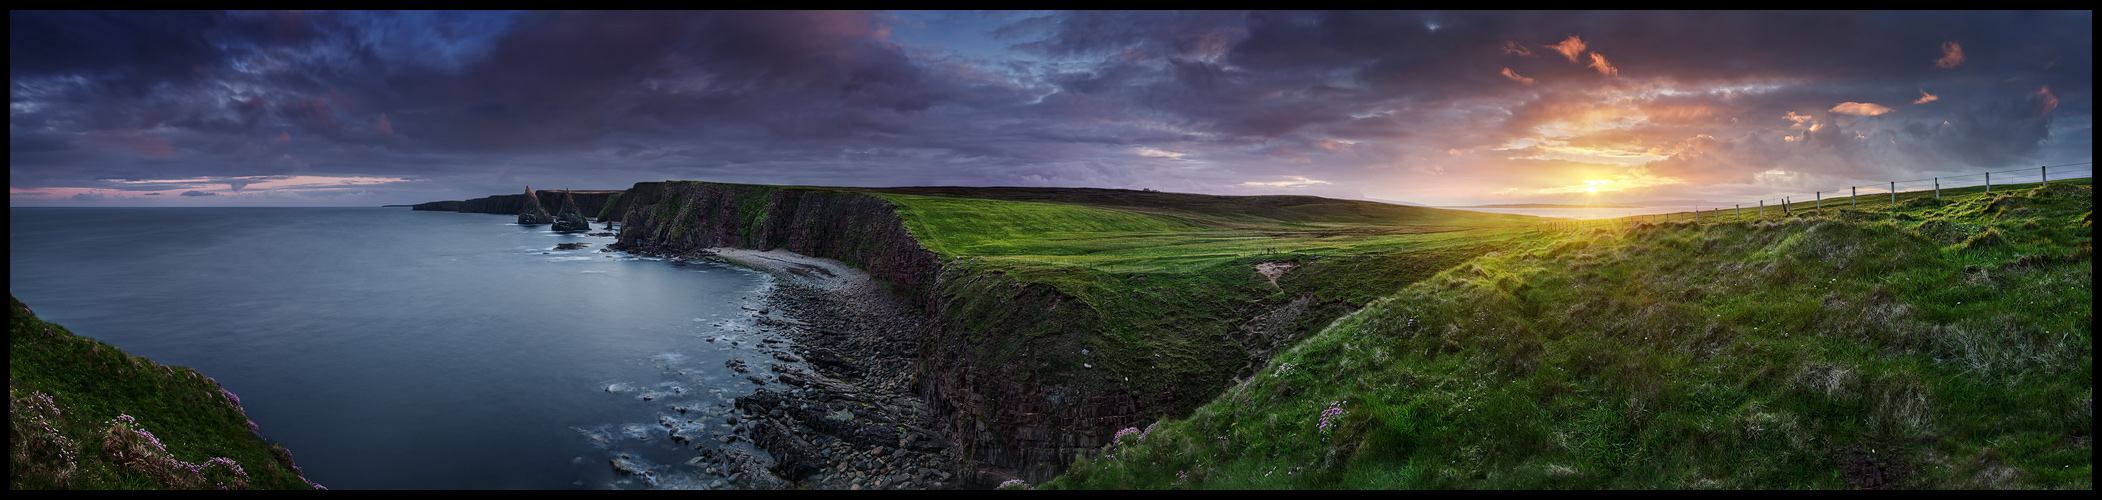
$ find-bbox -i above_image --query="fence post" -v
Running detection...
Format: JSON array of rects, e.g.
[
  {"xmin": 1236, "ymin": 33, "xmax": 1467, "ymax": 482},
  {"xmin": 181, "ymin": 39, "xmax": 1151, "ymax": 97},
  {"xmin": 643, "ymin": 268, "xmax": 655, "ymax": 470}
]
[
  {"xmin": 1736, "ymin": 204, "xmax": 1741, "ymax": 221},
  {"xmin": 1934, "ymin": 178, "xmax": 1940, "ymax": 200},
  {"xmin": 1890, "ymin": 181, "xmax": 1896, "ymax": 206},
  {"xmin": 2042, "ymin": 165, "xmax": 2047, "ymax": 185},
  {"xmin": 1851, "ymin": 186, "xmax": 1857, "ymax": 209},
  {"xmin": 1816, "ymin": 191, "xmax": 1821, "ymax": 211},
  {"xmin": 1985, "ymin": 172, "xmax": 1991, "ymax": 194},
  {"xmin": 1759, "ymin": 199, "xmax": 1764, "ymax": 218}
]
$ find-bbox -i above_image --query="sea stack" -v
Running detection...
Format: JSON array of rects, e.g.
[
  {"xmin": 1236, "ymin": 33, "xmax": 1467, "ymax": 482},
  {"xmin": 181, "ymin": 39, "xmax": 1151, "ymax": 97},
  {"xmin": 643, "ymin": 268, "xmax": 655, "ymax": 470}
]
[
  {"xmin": 518, "ymin": 186, "xmax": 553, "ymax": 225},
  {"xmin": 553, "ymin": 190, "xmax": 591, "ymax": 232}
]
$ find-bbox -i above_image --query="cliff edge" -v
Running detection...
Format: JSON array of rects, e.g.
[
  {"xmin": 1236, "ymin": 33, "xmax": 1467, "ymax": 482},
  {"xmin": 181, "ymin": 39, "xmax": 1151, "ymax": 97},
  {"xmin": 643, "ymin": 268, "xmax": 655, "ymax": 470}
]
[{"xmin": 10, "ymin": 295, "xmax": 323, "ymax": 490}]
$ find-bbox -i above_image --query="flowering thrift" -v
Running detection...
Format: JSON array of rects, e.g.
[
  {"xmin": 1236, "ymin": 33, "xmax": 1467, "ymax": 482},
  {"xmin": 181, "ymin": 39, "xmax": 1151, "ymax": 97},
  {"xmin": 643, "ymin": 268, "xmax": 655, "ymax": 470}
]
[
  {"xmin": 997, "ymin": 478, "xmax": 1031, "ymax": 490},
  {"xmin": 16, "ymin": 391, "xmax": 81, "ymax": 466},
  {"xmin": 102, "ymin": 415, "xmax": 252, "ymax": 489},
  {"xmin": 1112, "ymin": 426, "xmax": 1144, "ymax": 446},
  {"xmin": 1317, "ymin": 401, "xmax": 1348, "ymax": 442}
]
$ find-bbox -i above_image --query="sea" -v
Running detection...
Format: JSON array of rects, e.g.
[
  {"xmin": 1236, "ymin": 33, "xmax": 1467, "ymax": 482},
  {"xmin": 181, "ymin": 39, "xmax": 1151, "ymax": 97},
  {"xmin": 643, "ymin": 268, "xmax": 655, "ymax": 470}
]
[{"xmin": 8, "ymin": 207, "xmax": 778, "ymax": 489}]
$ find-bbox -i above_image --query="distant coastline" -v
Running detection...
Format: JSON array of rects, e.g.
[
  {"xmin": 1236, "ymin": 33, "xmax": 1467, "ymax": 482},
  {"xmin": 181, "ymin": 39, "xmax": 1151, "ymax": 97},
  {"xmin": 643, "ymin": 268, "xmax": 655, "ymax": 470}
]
[{"xmin": 1440, "ymin": 203, "xmax": 1644, "ymax": 208}]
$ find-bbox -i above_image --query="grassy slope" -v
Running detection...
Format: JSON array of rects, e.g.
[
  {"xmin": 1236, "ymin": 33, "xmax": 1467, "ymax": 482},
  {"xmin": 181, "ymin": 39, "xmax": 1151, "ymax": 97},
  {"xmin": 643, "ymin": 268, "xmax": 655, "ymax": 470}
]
[
  {"xmin": 1043, "ymin": 179, "xmax": 2090, "ymax": 489},
  {"xmin": 850, "ymin": 188, "xmax": 1546, "ymax": 417},
  {"xmin": 10, "ymin": 296, "xmax": 321, "ymax": 490}
]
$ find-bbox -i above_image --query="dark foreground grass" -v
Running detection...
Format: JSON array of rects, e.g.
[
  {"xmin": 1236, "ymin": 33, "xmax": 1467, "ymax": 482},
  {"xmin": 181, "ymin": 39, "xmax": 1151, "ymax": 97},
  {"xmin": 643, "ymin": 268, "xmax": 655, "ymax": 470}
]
[
  {"xmin": 10, "ymin": 296, "xmax": 322, "ymax": 490},
  {"xmin": 1041, "ymin": 181, "xmax": 2090, "ymax": 489}
]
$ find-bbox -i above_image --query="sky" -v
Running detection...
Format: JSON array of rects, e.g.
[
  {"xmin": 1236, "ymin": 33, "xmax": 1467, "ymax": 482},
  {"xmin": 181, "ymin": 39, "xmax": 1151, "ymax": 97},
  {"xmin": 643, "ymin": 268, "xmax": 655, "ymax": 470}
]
[{"xmin": 9, "ymin": 10, "xmax": 2092, "ymax": 207}]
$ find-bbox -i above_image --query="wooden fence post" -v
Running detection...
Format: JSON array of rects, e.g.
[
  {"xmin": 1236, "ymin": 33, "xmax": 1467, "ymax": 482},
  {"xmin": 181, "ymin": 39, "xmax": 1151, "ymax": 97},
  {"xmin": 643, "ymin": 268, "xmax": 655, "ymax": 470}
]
[
  {"xmin": 1934, "ymin": 178, "xmax": 1940, "ymax": 200},
  {"xmin": 2042, "ymin": 165, "xmax": 2047, "ymax": 185},
  {"xmin": 1816, "ymin": 191, "xmax": 1821, "ymax": 211},
  {"xmin": 1985, "ymin": 172, "xmax": 1991, "ymax": 194},
  {"xmin": 1851, "ymin": 186, "xmax": 1858, "ymax": 209},
  {"xmin": 1890, "ymin": 181, "xmax": 1896, "ymax": 206}
]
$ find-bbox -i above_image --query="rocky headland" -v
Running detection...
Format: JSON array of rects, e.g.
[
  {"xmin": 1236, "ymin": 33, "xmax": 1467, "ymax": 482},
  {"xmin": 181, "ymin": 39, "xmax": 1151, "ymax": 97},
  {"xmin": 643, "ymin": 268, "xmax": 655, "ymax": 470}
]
[{"xmin": 434, "ymin": 180, "xmax": 1364, "ymax": 488}]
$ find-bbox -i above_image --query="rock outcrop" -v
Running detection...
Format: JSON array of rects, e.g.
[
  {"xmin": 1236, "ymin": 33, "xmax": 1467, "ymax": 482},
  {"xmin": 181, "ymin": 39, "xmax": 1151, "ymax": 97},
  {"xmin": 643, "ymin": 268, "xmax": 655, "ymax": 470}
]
[
  {"xmin": 411, "ymin": 200, "xmax": 463, "ymax": 211},
  {"xmin": 610, "ymin": 181, "xmax": 1155, "ymax": 485},
  {"xmin": 417, "ymin": 190, "xmax": 621, "ymax": 219},
  {"xmin": 518, "ymin": 186, "xmax": 554, "ymax": 225},
  {"xmin": 553, "ymin": 190, "xmax": 591, "ymax": 232}
]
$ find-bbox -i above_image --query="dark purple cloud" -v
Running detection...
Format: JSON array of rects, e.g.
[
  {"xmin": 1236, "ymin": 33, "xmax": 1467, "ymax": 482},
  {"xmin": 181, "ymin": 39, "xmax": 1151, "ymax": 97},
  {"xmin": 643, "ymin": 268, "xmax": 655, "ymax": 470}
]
[{"xmin": 9, "ymin": 10, "xmax": 2091, "ymax": 206}]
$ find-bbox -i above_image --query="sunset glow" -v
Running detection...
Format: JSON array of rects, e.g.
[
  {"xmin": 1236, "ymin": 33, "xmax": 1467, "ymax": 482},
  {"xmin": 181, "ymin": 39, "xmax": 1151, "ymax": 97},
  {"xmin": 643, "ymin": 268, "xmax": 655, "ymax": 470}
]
[{"xmin": 8, "ymin": 11, "xmax": 2090, "ymax": 207}]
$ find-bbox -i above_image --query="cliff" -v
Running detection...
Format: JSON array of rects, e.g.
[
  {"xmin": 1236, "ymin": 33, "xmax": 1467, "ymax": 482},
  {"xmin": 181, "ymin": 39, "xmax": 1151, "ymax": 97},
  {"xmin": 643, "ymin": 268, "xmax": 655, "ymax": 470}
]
[
  {"xmin": 609, "ymin": 181, "xmax": 1288, "ymax": 484},
  {"xmin": 9, "ymin": 295, "xmax": 324, "ymax": 489},
  {"xmin": 414, "ymin": 190, "xmax": 622, "ymax": 219}
]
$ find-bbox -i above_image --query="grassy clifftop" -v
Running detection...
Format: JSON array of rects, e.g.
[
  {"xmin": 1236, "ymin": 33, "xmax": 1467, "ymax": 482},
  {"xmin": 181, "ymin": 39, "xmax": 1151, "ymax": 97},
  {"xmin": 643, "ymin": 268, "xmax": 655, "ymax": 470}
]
[
  {"xmin": 1044, "ymin": 179, "xmax": 2090, "ymax": 489},
  {"xmin": 10, "ymin": 296, "xmax": 322, "ymax": 490},
  {"xmin": 853, "ymin": 187, "xmax": 1547, "ymax": 416}
]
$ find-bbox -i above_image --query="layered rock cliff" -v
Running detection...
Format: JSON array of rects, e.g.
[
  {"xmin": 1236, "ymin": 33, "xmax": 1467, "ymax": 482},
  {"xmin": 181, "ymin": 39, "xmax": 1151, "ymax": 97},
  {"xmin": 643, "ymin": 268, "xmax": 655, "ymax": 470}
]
[
  {"xmin": 610, "ymin": 181, "xmax": 1157, "ymax": 484},
  {"xmin": 413, "ymin": 190, "xmax": 621, "ymax": 219}
]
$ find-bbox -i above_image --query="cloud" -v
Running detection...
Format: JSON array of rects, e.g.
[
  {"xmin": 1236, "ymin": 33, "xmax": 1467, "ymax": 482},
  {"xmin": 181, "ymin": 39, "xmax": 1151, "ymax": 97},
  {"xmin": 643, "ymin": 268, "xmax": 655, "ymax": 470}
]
[
  {"xmin": 1913, "ymin": 89, "xmax": 1938, "ymax": 104},
  {"xmin": 7, "ymin": 11, "xmax": 2093, "ymax": 207},
  {"xmin": 1935, "ymin": 41, "xmax": 1964, "ymax": 68},
  {"xmin": 1499, "ymin": 41, "xmax": 1533, "ymax": 57},
  {"xmin": 181, "ymin": 190, "xmax": 218, "ymax": 196},
  {"xmin": 1829, "ymin": 102, "xmax": 1894, "ymax": 116},
  {"xmin": 1586, "ymin": 52, "xmax": 1618, "ymax": 77},
  {"xmin": 2036, "ymin": 85, "xmax": 2058, "ymax": 116},
  {"xmin": 1547, "ymin": 36, "xmax": 1585, "ymax": 62},
  {"xmin": 1500, "ymin": 67, "xmax": 1536, "ymax": 85}
]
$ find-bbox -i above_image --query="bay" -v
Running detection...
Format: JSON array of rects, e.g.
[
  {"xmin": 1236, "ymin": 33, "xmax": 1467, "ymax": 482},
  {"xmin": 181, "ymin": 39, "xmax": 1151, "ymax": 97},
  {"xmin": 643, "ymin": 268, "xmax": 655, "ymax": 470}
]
[{"xmin": 9, "ymin": 207, "xmax": 772, "ymax": 489}]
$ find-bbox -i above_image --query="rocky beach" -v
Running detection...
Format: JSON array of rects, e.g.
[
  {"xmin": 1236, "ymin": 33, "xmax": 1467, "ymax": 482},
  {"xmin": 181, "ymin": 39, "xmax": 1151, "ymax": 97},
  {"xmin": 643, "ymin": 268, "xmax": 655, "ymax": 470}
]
[{"xmin": 618, "ymin": 246, "xmax": 1012, "ymax": 490}]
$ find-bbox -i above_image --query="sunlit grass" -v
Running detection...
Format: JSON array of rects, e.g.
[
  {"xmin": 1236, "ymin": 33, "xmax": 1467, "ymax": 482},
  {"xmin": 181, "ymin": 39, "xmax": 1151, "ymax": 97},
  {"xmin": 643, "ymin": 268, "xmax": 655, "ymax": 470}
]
[{"xmin": 1043, "ymin": 180, "xmax": 2091, "ymax": 489}]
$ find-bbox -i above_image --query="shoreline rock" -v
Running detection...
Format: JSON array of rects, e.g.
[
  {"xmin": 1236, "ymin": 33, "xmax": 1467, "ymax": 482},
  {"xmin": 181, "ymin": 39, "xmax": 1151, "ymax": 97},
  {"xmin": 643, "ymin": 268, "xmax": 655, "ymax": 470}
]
[{"xmin": 621, "ymin": 246, "xmax": 968, "ymax": 489}]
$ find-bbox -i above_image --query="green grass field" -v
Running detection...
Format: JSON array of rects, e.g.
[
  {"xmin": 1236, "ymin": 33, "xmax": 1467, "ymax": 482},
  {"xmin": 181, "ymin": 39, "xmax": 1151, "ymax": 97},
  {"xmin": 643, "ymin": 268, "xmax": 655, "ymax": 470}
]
[
  {"xmin": 10, "ymin": 296, "xmax": 323, "ymax": 490},
  {"xmin": 838, "ymin": 187, "xmax": 1552, "ymax": 418},
  {"xmin": 1038, "ymin": 179, "xmax": 2090, "ymax": 489}
]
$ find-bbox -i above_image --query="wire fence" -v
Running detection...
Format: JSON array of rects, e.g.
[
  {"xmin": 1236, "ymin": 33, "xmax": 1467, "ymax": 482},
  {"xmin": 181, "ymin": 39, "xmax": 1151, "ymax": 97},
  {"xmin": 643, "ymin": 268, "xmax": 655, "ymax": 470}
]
[{"xmin": 1546, "ymin": 162, "xmax": 2093, "ymax": 230}]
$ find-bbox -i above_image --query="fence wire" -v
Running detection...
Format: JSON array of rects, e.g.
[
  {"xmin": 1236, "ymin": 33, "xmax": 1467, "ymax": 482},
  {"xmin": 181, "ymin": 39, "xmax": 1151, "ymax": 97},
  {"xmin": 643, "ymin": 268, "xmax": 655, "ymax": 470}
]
[{"xmin": 1548, "ymin": 162, "xmax": 2092, "ymax": 230}]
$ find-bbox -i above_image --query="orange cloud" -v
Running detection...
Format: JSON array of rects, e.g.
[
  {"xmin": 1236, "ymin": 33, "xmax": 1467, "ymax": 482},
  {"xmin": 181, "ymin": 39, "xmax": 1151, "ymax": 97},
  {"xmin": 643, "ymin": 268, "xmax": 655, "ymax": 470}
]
[
  {"xmin": 1829, "ymin": 102, "xmax": 1894, "ymax": 116},
  {"xmin": 2037, "ymin": 85, "xmax": 2058, "ymax": 116},
  {"xmin": 1547, "ymin": 36, "xmax": 1585, "ymax": 62},
  {"xmin": 1500, "ymin": 67, "xmax": 1536, "ymax": 85},
  {"xmin": 1499, "ymin": 41, "xmax": 1533, "ymax": 57},
  {"xmin": 1913, "ymin": 89, "xmax": 1938, "ymax": 104},
  {"xmin": 1935, "ymin": 41, "xmax": 1964, "ymax": 68},
  {"xmin": 1586, "ymin": 52, "xmax": 1618, "ymax": 77}
]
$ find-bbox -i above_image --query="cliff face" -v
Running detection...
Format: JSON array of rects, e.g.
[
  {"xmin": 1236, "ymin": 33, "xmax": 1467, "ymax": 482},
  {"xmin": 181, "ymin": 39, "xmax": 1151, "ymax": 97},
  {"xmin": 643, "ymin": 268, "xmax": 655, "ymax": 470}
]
[
  {"xmin": 416, "ymin": 191, "xmax": 621, "ymax": 219},
  {"xmin": 614, "ymin": 182, "xmax": 942, "ymax": 295},
  {"xmin": 410, "ymin": 200, "xmax": 463, "ymax": 211},
  {"xmin": 611, "ymin": 181, "xmax": 1153, "ymax": 483}
]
